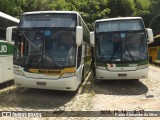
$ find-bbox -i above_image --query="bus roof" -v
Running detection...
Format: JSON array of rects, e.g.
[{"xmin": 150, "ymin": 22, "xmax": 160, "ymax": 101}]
[
  {"xmin": 0, "ymin": 11, "xmax": 20, "ymax": 23},
  {"xmin": 95, "ymin": 17, "xmax": 142, "ymax": 23},
  {"xmin": 22, "ymin": 11, "xmax": 81, "ymax": 16}
]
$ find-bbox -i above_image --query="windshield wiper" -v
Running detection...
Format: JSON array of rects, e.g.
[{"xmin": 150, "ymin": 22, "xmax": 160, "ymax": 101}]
[
  {"xmin": 22, "ymin": 52, "xmax": 58, "ymax": 68},
  {"xmin": 109, "ymin": 46, "xmax": 118, "ymax": 62},
  {"xmin": 124, "ymin": 40, "xmax": 135, "ymax": 62},
  {"xmin": 42, "ymin": 52, "xmax": 60, "ymax": 68},
  {"xmin": 21, "ymin": 31, "xmax": 43, "ymax": 51}
]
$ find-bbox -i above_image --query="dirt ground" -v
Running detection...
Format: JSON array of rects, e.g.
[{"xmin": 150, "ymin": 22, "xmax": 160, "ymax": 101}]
[{"xmin": 0, "ymin": 64, "xmax": 160, "ymax": 120}]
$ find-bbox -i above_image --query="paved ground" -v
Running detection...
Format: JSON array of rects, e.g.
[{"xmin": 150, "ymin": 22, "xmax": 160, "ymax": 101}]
[{"xmin": 0, "ymin": 64, "xmax": 160, "ymax": 120}]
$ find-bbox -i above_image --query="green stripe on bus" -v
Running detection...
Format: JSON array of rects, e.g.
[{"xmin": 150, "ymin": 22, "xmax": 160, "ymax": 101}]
[{"xmin": 96, "ymin": 60, "xmax": 148, "ymax": 67}]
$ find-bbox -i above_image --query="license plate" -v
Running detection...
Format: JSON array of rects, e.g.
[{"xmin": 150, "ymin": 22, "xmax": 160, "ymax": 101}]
[
  {"xmin": 118, "ymin": 74, "xmax": 127, "ymax": 77},
  {"xmin": 37, "ymin": 82, "xmax": 46, "ymax": 86}
]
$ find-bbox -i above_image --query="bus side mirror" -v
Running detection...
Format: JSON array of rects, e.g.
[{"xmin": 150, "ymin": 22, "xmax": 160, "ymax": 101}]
[
  {"xmin": 90, "ymin": 31, "xmax": 95, "ymax": 46},
  {"xmin": 76, "ymin": 26, "xmax": 83, "ymax": 46},
  {"xmin": 146, "ymin": 28, "xmax": 154, "ymax": 44},
  {"xmin": 6, "ymin": 26, "xmax": 18, "ymax": 43}
]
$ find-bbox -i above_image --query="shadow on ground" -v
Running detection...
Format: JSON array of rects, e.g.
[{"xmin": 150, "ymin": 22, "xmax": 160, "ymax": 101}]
[
  {"xmin": 91, "ymin": 79, "xmax": 148, "ymax": 96},
  {"xmin": 0, "ymin": 80, "xmax": 14, "ymax": 90},
  {"xmin": 0, "ymin": 87, "xmax": 76, "ymax": 110}
]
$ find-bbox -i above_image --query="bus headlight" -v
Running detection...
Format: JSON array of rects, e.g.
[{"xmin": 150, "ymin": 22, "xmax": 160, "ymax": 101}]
[
  {"xmin": 60, "ymin": 72, "xmax": 75, "ymax": 78},
  {"xmin": 14, "ymin": 69, "xmax": 25, "ymax": 76},
  {"xmin": 96, "ymin": 66, "xmax": 106, "ymax": 70},
  {"xmin": 137, "ymin": 64, "xmax": 148, "ymax": 70}
]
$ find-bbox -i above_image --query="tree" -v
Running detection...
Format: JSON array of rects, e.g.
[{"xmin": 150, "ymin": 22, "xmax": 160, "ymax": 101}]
[
  {"xmin": 0, "ymin": 0, "xmax": 23, "ymax": 18},
  {"xmin": 150, "ymin": 0, "xmax": 160, "ymax": 14},
  {"xmin": 107, "ymin": 0, "xmax": 135, "ymax": 17},
  {"xmin": 21, "ymin": 0, "xmax": 49, "ymax": 12},
  {"xmin": 133, "ymin": 0, "xmax": 151, "ymax": 16},
  {"xmin": 148, "ymin": 0, "xmax": 160, "ymax": 34}
]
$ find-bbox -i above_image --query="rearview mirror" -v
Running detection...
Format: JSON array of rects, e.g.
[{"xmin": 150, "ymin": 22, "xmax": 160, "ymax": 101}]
[
  {"xmin": 146, "ymin": 28, "xmax": 154, "ymax": 44},
  {"xmin": 6, "ymin": 26, "xmax": 18, "ymax": 43},
  {"xmin": 76, "ymin": 26, "xmax": 83, "ymax": 46},
  {"xmin": 90, "ymin": 31, "xmax": 95, "ymax": 46}
]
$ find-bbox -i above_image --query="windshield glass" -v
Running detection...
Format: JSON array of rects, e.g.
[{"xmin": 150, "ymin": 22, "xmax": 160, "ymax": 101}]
[
  {"xmin": 96, "ymin": 32, "xmax": 147, "ymax": 62},
  {"xmin": 14, "ymin": 29, "xmax": 76, "ymax": 68},
  {"xmin": 95, "ymin": 19, "xmax": 147, "ymax": 62}
]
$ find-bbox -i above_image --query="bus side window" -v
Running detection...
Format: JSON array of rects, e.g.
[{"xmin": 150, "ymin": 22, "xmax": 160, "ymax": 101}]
[
  {"xmin": 0, "ymin": 28, "xmax": 6, "ymax": 40},
  {"xmin": 12, "ymin": 29, "xmax": 18, "ymax": 42},
  {"xmin": 77, "ymin": 16, "xmax": 82, "ymax": 68},
  {"xmin": 77, "ymin": 45, "xmax": 82, "ymax": 68},
  {"xmin": 14, "ymin": 32, "xmax": 21, "ymax": 60},
  {"xmin": 19, "ymin": 33, "xmax": 24, "ymax": 55},
  {"xmin": 79, "ymin": 16, "xmax": 82, "ymax": 26}
]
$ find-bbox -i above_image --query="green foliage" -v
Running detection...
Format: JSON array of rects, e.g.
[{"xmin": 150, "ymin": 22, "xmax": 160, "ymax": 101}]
[
  {"xmin": 108, "ymin": 0, "xmax": 135, "ymax": 17},
  {"xmin": 49, "ymin": 0, "xmax": 72, "ymax": 10},
  {"xmin": 21, "ymin": 0, "xmax": 49, "ymax": 12},
  {"xmin": 73, "ymin": 0, "xmax": 110, "ymax": 30},
  {"xmin": 0, "ymin": 0, "xmax": 23, "ymax": 17},
  {"xmin": 133, "ymin": 0, "xmax": 151, "ymax": 16},
  {"xmin": 148, "ymin": 0, "xmax": 160, "ymax": 34},
  {"xmin": 150, "ymin": 0, "xmax": 160, "ymax": 14}
]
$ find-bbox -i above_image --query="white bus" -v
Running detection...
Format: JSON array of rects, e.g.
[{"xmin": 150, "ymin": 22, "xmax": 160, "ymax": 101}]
[
  {"xmin": 6, "ymin": 11, "xmax": 92, "ymax": 91},
  {"xmin": 0, "ymin": 12, "xmax": 19, "ymax": 84},
  {"xmin": 90, "ymin": 17, "xmax": 153, "ymax": 82}
]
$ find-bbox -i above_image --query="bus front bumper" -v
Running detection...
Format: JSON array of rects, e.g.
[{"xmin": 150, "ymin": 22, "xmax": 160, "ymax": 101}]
[
  {"xmin": 95, "ymin": 68, "xmax": 148, "ymax": 80},
  {"xmin": 14, "ymin": 75, "xmax": 80, "ymax": 91}
]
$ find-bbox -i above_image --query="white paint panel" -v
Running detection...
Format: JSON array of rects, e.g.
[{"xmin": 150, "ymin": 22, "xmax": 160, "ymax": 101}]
[
  {"xmin": 0, "ymin": 61, "xmax": 4, "ymax": 83},
  {"xmin": 0, "ymin": 56, "xmax": 13, "ymax": 84},
  {"xmin": 96, "ymin": 68, "xmax": 148, "ymax": 80}
]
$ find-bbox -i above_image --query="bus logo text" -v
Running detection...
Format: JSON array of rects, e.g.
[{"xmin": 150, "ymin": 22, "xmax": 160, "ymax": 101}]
[{"xmin": 38, "ymin": 70, "xmax": 60, "ymax": 74}]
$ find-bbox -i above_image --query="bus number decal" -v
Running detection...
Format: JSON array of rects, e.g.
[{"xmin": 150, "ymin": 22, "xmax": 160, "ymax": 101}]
[{"xmin": 0, "ymin": 45, "xmax": 7, "ymax": 53}]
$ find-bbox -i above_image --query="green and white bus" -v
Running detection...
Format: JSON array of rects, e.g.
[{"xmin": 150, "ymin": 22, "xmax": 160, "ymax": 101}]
[
  {"xmin": 6, "ymin": 11, "xmax": 92, "ymax": 91},
  {"xmin": 0, "ymin": 11, "xmax": 19, "ymax": 84},
  {"xmin": 90, "ymin": 17, "xmax": 153, "ymax": 81}
]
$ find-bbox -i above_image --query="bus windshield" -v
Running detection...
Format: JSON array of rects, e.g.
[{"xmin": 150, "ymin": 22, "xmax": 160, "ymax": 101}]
[
  {"xmin": 95, "ymin": 20, "xmax": 147, "ymax": 62},
  {"xmin": 14, "ymin": 14, "xmax": 77, "ymax": 68},
  {"xmin": 14, "ymin": 29, "xmax": 76, "ymax": 68}
]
